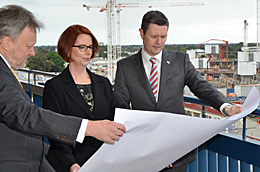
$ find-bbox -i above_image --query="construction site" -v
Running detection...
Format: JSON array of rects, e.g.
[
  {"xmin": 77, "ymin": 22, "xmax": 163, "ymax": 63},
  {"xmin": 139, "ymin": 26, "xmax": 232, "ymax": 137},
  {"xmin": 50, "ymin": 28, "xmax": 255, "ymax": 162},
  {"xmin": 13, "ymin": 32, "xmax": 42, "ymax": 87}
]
[
  {"xmin": 82, "ymin": 0, "xmax": 260, "ymax": 142},
  {"xmin": 9, "ymin": 0, "xmax": 260, "ymax": 170},
  {"xmin": 84, "ymin": 0, "xmax": 260, "ymax": 98}
]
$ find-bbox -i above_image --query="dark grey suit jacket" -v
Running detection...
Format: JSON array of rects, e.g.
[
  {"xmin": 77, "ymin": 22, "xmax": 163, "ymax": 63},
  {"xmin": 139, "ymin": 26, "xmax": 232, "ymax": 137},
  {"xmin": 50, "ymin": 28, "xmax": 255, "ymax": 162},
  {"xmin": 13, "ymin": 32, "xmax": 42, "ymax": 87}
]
[
  {"xmin": 0, "ymin": 57, "xmax": 82, "ymax": 172},
  {"xmin": 114, "ymin": 49, "xmax": 229, "ymax": 167}
]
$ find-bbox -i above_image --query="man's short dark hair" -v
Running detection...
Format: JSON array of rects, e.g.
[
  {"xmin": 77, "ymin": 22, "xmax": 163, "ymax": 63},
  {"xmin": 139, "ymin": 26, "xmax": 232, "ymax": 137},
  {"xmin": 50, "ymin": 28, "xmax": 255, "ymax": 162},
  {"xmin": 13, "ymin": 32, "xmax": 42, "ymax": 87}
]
[{"xmin": 141, "ymin": 10, "xmax": 169, "ymax": 35}]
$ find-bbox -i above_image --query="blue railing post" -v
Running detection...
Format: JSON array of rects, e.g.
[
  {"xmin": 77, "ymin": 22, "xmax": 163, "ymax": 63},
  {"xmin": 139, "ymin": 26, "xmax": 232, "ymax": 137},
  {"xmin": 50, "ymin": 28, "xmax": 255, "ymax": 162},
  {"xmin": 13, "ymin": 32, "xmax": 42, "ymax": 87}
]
[
  {"xmin": 28, "ymin": 69, "xmax": 32, "ymax": 99},
  {"xmin": 189, "ymin": 148, "xmax": 198, "ymax": 172},
  {"xmin": 201, "ymin": 105, "xmax": 206, "ymax": 118},
  {"xmin": 33, "ymin": 72, "xmax": 36, "ymax": 85},
  {"xmin": 208, "ymin": 151, "xmax": 217, "ymax": 172},
  {"xmin": 253, "ymin": 166, "xmax": 260, "ymax": 172},
  {"xmin": 218, "ymin": 154, "xmax": 227, "ymax": 172},
  {"xmin": 198, "ymin": 148, "xmax": 207, "ymax": 172},
  {"xmin": 229, "ymin": 157, "xmax": 239, "ymax": 171},
  {"xmin": 242, "ymin": 117, "xmax": 247, "ymax": 140},
  {"xmin": 241, "ymin": 161, "xmax": 250, "ymax": 172}
]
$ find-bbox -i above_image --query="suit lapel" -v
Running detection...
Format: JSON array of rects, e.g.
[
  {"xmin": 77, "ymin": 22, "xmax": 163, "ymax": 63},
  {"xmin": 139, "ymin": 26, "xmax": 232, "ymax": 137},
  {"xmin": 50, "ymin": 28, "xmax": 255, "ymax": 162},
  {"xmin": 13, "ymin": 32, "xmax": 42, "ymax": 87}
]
[
  {"xmin": 134, "ymin": 50, "xmax": 156, "ymax": 103},
  {"xmin": 62, "ymin": 67, "xmax": 95, "ymax": 119},
  {"xmin": 158, "ymin": 49, "xmax": 171, "ymax": 101},
  {"xmin": 0, "ymin": 57, "xmax": 22, "ymax": 88},
  {"xmin": 0, "ymin": 57, "xmax": 30, "ymax": 101},
  {"xmin": 88, "ymin": 70, "xmax": 104, "ymax": 115}
]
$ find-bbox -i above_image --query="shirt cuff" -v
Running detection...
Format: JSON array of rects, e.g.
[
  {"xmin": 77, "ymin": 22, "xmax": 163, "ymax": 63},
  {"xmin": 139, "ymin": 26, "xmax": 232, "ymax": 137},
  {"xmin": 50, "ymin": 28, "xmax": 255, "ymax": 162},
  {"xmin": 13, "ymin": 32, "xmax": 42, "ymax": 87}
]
[
  {"xmin": 76, "ymin": 119, "xmax": 88, "ymax": 143},
  {"xmin": 220, "ymin": 103, "xmax": 232, "ymax": 114}
]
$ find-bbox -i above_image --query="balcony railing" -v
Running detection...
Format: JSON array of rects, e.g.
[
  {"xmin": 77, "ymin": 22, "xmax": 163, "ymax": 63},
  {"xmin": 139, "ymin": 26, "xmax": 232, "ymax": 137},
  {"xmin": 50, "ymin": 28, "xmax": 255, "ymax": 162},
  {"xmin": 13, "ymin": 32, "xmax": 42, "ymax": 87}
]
[{"xmin": 19, "ymin": 69, "xmax": 260, "ymax": 172}]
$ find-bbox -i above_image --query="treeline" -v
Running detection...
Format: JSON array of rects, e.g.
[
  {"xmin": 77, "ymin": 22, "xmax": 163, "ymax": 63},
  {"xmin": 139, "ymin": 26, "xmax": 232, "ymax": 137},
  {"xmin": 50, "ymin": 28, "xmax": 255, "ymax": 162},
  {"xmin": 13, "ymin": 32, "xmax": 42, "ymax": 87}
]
[
  {"xmin": 27, "ymin": 47, "xmax": 65, "ymax": 73},
  {"xmin": 29, "ymin": 42, "xmax": 256, "ymax": 73}
]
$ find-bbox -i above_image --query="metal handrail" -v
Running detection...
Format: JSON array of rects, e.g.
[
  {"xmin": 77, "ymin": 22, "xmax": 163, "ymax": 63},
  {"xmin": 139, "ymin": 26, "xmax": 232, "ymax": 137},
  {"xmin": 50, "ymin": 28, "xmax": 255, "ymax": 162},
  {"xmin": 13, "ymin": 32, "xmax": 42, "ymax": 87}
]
[
  {"xmin": 18, "ymin": 68, "xmax": 57, "ymax": 77},
  {"xmin": 184, "ymin": 94, "xmax": 260, "ymax": 116},
  {"xmin": 19, "ymin": 68, "xmax": 260, "ymax": 141},
  {"xmin": 20, "ymin": 68, "xmax": 260, "ymax": 170}
]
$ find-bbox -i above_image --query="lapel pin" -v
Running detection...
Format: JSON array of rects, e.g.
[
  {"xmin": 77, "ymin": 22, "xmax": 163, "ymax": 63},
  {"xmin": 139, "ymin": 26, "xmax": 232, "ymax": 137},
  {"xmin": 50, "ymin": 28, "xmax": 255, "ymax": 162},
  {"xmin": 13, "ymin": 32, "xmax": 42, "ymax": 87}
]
[{"xmin": 167, "ymin": 61, "xmax": 170, "ymax": 64}]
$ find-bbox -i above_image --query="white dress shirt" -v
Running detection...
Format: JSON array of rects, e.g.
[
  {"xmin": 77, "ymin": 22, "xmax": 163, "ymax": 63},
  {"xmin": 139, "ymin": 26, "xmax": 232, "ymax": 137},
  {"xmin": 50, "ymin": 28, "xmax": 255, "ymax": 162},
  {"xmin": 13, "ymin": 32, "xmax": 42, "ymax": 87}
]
[
  {"xmin": 141, "ymin": 48, "xmax": 162, "ymax": 102},
  {"xmin": 0, "ymin": 54, "xmax": 87, "ymax": 143}
]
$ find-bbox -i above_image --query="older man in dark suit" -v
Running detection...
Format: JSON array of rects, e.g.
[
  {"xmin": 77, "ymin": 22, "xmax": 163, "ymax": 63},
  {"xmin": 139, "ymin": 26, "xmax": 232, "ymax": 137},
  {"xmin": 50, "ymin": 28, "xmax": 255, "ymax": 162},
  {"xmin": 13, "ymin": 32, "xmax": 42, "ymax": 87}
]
[
  {"xmin": 114, "ymin": 10, "xmax": 242, "ymax": 172},
  {"xmin": 0, "ymin": 5, "xmax": 125, "ymax": 172}
]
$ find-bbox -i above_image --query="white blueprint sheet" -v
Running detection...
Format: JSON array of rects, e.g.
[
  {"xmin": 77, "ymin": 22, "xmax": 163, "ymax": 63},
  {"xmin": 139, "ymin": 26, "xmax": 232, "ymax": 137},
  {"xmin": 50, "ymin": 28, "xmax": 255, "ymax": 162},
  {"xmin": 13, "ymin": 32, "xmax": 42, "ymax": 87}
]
[{"xmin": 79, "ymin": 87, "xmax": 260, "ymax": 172}]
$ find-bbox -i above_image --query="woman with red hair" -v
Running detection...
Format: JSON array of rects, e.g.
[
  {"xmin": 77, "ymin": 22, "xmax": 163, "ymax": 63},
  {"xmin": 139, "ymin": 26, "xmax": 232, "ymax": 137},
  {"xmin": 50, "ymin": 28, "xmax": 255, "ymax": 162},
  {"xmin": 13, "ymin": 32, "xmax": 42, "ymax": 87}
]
[{"xmin": 43, "ymin": 25, "xmax": 118, "ymax": 172}]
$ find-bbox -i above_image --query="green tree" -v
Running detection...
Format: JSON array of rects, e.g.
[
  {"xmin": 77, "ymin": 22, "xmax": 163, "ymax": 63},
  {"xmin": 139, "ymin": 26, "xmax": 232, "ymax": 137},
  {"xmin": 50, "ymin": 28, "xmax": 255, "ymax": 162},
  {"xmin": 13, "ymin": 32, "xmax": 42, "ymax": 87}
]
[
  {"xmin": 164, "ymin": 45, "xmax": 175, "ymax": 51},
  {"xmin": 98, "ymin": 42, "xmax": 107, "ymax": 59},
  {"xmin": 180, "ymin": 47, "xmax": 187, "ymax": 52},
  {"xmin": 26, "ymin": 52, "xmax": 54, "ymax": 72},
  {"xmin": 36, "ymin": 47, "xmax": 50, "ymax": 54},
  {"xmin": 47, "ymin": 52, "xmax": 65, "ymax": 72},
  {"xmin": 121, "ymin": 52, "xmax": 129, "ymax": 57},
  {"xmin": 132, "ymin": 46, "xmax": 140, "ymax": 52},
  {"xmin": 228, "ymin": 54, "xmax": 236, "ymax": 59}
]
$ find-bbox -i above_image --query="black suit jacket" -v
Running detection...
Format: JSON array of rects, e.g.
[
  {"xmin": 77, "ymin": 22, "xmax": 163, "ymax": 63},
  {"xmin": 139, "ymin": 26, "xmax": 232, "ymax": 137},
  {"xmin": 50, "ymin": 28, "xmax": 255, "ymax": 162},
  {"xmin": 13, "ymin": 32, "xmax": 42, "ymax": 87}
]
[
  {"xmin": 43, "ymin": 66, "xmax": 118, "ymax": 172},
  {"xmin": 0, "ymin": 56, "xmax": 82, "ymax": 172},
  {"xmin": 114, "ymin": 49, "xmax": 230, "ymax": 167}
]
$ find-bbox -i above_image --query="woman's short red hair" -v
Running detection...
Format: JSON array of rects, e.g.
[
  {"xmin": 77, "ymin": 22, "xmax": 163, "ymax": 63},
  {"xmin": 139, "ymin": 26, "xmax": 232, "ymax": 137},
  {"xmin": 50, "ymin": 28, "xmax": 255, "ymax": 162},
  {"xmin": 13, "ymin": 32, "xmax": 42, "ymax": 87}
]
[{"xmin": 57, "ymin": 25, "xmax": 99, "ymax": 62}]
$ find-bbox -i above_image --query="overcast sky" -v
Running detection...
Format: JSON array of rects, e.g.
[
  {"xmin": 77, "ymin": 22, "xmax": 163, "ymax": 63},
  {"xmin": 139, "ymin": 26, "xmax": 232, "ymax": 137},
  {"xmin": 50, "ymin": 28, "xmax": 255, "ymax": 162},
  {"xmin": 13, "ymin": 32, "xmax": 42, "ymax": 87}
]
[{"xmin": 0, "ymin": 0, "xmax": 258, "ymax": 46}]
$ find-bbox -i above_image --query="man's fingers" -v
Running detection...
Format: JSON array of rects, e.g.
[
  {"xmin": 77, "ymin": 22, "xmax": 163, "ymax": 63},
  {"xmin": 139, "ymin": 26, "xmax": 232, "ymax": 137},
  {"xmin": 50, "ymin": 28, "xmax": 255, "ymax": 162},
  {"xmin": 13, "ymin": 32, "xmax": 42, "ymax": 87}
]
[
  {"xmin": 115, "ymin": 122, "xmax": 126, "ymax": 133},
  {"xmin": 85, "ymin": 120, "xmax": 126, "ymax": 144},
  {"xmin": 113, "ymin": 135, "xmax": 120, "ymax": 141},
  {"xmin": 226, "ymin": 104, "xmax": 242, "ymax": 116},
  {"xmin": 234, "ymin": 105, "xmax": 242, "ymax": 112},
  {"xmin": 166, "ymin": 164, "xmax": 173, "ymax": 168},
  {"xmin": 104, "ymin": 138, "xmax": 115, "ymax": 144},
  {"xmin": 114, "ymin": 129, "xmax": 124, "ymax": 137}
]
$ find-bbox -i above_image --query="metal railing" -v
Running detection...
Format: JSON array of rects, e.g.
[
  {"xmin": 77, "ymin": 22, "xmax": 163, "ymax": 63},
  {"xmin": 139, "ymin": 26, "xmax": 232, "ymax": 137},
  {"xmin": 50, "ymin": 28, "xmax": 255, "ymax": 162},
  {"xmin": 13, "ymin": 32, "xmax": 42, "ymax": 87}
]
[
  {"xmin": 184, "ymin": 96, "xmax": 260, "ymax": 172},
  {"xmin": 19, "ymin": 69, "xmax": 260, "ymax": 172}
]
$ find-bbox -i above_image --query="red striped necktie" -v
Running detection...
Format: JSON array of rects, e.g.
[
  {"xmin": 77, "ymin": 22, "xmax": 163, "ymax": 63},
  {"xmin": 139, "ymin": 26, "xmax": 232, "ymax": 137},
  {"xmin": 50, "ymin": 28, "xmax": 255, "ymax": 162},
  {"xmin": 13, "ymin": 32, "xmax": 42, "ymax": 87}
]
[{"xmin": 149, "ymin": 57, "xmax": 158, "ymax": 100}]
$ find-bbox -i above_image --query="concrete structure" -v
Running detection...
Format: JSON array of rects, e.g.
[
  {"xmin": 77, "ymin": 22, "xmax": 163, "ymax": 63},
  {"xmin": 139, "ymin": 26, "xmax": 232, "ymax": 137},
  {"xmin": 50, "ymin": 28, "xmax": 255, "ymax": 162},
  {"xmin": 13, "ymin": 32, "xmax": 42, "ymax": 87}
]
[
  {"xmin": 205, "ymin": 44, "xmax": 219, "ymax": 54},
  {"xmin": 190, "ymin": 58, "xmax": 207, "ymax": 69},
  {"xmin": 235, "ymin": 84, "xmax": 260, "ymax": 97}
]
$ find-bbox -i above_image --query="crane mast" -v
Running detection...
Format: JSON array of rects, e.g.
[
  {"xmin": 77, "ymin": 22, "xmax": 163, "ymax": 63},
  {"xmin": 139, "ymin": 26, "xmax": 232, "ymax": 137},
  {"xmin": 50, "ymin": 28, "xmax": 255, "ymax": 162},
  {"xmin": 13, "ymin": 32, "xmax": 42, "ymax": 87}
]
[
  {"xmin": 106, "ymin": 0, "xmax": 116, "ymax": 82},
  {"xmin": 116, "ymin": 8, "xmax": 122, "ymax": 59},
  {"xmin": 257, "ymin": 0, "xmax": 260, "ymax": 51}
]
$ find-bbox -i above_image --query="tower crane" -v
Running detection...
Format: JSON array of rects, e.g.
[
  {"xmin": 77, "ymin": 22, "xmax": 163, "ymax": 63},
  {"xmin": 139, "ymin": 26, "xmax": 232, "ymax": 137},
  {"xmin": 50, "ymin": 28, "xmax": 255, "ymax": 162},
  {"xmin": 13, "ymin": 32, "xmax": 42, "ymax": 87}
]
[{"xmin": 83, "ymin": 1, "xmax": 204, "ymax": 82}]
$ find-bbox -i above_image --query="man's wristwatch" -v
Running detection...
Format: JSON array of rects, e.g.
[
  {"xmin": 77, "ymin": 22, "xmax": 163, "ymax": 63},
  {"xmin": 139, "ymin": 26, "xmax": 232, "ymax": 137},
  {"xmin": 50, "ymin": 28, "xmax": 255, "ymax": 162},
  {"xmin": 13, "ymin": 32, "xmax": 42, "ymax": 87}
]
[{"xmin": 223, "ymin": 105, "xmax": 232, "ymax": 116}]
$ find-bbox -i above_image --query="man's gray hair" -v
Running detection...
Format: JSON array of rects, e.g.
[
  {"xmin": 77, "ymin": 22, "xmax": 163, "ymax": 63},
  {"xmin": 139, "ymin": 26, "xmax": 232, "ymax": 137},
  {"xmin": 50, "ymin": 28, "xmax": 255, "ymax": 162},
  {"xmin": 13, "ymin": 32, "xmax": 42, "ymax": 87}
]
[{"xmin": 0, "ymin": 4, "xmax": 44, "ymax": 40}]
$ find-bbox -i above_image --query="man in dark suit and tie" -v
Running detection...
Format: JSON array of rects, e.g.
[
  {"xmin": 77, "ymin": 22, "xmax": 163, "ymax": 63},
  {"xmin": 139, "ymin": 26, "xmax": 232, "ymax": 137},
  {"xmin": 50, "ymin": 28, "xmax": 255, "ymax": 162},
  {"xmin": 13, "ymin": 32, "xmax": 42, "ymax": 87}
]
[
  {"xmin": 114, "ymin": 10, "xmax": 242, "ymax": 172},
  {"xmin": 0, "ymin": 5, "xmax": 125, "ymax": 172}
]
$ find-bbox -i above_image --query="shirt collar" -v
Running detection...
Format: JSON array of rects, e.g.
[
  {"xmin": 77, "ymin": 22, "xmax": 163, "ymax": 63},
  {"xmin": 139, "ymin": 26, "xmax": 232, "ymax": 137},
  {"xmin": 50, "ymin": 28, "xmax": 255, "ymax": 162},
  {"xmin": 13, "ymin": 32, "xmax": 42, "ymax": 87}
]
[
  {"xmin": 0, "ymin": 53, "xmax": 11, "ymax": 68},
  {"xmin": 141, "ymin": 48, "xmax": 162, "ymax": 63}
]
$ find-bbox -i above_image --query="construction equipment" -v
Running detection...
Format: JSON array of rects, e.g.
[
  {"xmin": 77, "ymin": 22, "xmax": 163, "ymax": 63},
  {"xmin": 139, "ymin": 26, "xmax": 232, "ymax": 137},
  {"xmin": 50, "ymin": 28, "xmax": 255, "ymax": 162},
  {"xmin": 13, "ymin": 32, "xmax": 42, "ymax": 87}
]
[
  {"xmin": 83, "ymin": 1, "xmax": 204, "ymax": 82},
  {"xmin": 206, "ymin": 54, "xmax": 216, "ymax": 80},
  {"xmin": 84, "ymin": 2, "xmax": 204, "ymax": 12},
  {"xmin": 195, "ymin": 39, "xmax": 229, "ymax": 66}
]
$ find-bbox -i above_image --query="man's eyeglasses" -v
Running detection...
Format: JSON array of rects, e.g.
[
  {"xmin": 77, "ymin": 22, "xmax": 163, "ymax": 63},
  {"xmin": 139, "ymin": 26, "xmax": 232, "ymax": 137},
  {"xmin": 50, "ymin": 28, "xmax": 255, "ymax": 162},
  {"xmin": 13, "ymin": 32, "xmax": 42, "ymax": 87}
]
[{"xmin": 73, "ymin": 45, "xmax": 96, "ymax": 52}]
